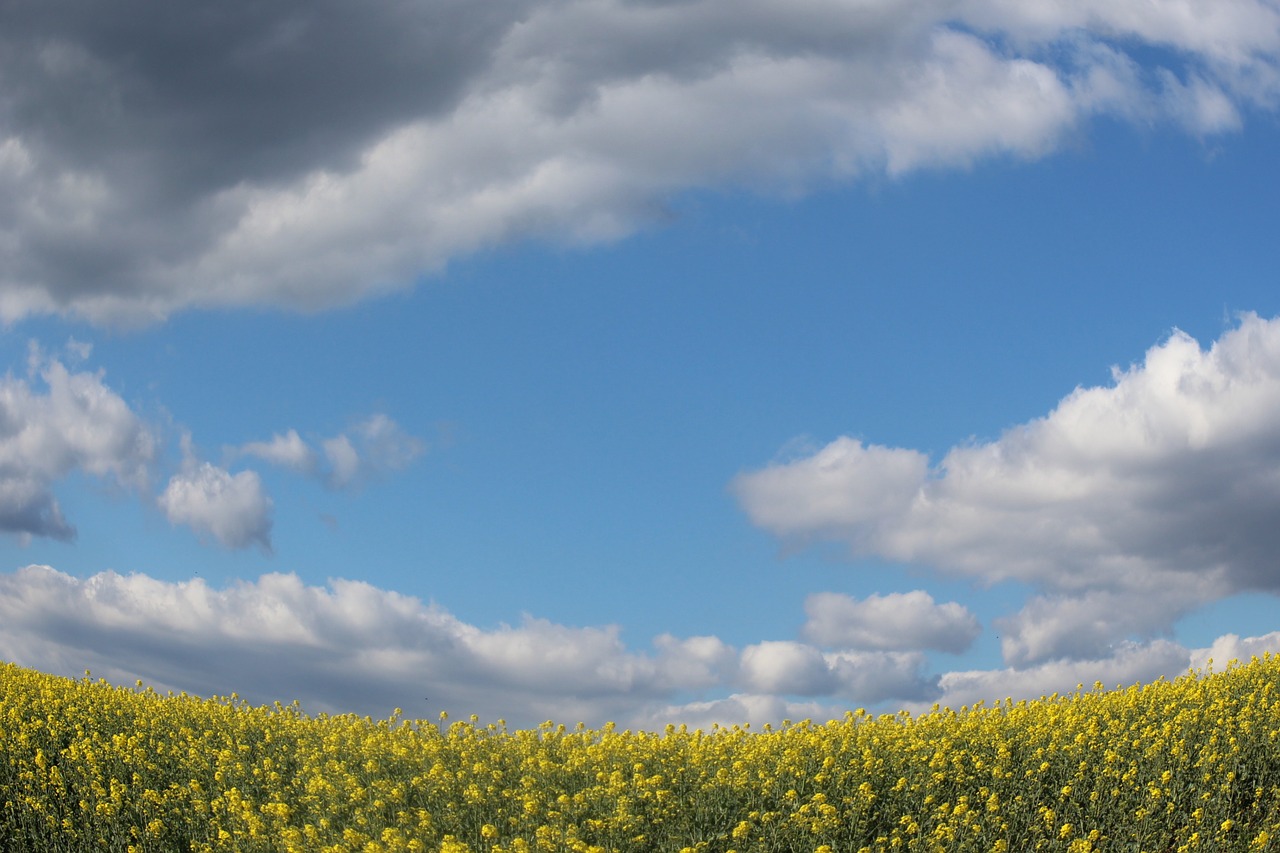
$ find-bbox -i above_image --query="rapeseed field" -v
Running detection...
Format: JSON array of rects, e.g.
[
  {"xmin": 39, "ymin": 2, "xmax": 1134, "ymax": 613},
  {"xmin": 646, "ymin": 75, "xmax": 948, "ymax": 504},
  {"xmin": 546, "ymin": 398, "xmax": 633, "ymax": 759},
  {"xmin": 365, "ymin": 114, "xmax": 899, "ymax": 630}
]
[{"xmin": 2, "ymin": 657, "xmax": 1279, "ymax": 852}]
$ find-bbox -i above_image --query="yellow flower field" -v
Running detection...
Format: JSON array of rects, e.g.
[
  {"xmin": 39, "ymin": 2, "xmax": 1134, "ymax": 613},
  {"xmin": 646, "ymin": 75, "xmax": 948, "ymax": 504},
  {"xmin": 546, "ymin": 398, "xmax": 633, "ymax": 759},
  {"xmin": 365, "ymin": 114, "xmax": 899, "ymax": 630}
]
[{"xmin": 2, "ymin": 656, "xmax": 1279, "ymax": 852}]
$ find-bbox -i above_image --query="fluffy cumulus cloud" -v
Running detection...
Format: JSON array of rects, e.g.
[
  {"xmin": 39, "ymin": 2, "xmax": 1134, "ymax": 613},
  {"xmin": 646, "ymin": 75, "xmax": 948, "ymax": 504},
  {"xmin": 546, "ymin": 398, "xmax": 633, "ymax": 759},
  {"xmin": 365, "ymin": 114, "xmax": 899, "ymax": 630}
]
[
  {"xmin": 0, "ymin": 348, "xmax": 155, "ymax": 541},
  {"xmin": 1190, "ymin": 631, "xmax": 1280, "ymax": 670},
  {"xmin": 737, "ymin": 640, "xmax": 937, "ymax": 703},
  {"xmin": 158, "ymin": 463, "xmax": 274, "ymax": 553},
  {"xmin": 1, "ymin": 0, "xmax": 1278, "ymax": 323},
  {"xmin": 803, "ymin": 590, "xmax": 981, "ymax": 653},
  {"xmin": 735, "ymin": 314, "xmax": 1280, "ymax": 665}
]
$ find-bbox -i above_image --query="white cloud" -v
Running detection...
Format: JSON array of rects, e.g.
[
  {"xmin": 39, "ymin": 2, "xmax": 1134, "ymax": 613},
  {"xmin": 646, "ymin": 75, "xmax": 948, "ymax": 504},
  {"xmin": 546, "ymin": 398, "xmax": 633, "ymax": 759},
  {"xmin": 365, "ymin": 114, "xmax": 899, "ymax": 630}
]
[
  {"xmin": 914, "ymin": 639, "xmax": 1195, "ymax": 714},
  {"xmin": 1189, "ymin": 630, "xmax": 1280, "ymax": 670},
  {"xmin": 824, "ymin": 650, "xmax": 939, "ymax": 704},
  {"xmin": 321, "ymin": 435, "xmax": 360, "ymax": 488},
  {"xmin": 0, "ymin": 565, "xmax": 751, "ymax": 726},
  {"xmin": 0, "ymin": 347, "xmax": 417, "ymax": 551},
  {"xmin": 874, "ymin": 29, "xmax": 1076, "ymax": 174},
  {"xmin": 652, "ymin": 633, "xmax": 738, "ymax": 690},
  {"xmin": 0, "ymin": 351, "xmax": 155, "ymax": 541},
  {"xmin": 232, "ymin": 414, "xmax": 423, "ymax": 490},
  {"xmin": 0, "ymin": 565, "xmax": 943, "ymax": 727},
  {"xmin": 349, "ymin": 414, "xmax": 425, "ymax": 479},
  {"xmin": 733, "ymin": 438, "xmax": 928, "ymax": 545},
  {"xmin": 737, "ymin": 640, "xmax": 936, "ymax": 703},
  {"xmin": 2, "ymin": 0, "xmax": 1279, "ymax": 322},
  {"xmin": 631, "ymin": 694, "xmax": 849, "ymax": 732},
  {"xmin": 739, "ymin": 640, "xmax": 835, "ymax": 695},
  {"xmin": 994, "ymin": 584, "xmax": 1218, "ymax": 667},
  {"xmin": 803, "ymin": 590, "xmax": 981, "ymax": 653},
  {"xmin": 235, "ymin": 429, "xmax": 315, "ymax": 474},
  {"xmin": 158, "ymin": 463, "xmax": 273, "ymax": 552},
  {"xmin": 917, "ymin": 629, "xmax": 1280, "ymax": 715},
  {"xmin": 958, "ymin": 0, "xmax": 1280, "ymax": 67},
  {"xmin": 735, "ymin": 314, "xmax": 1280, "ymax": 663},
  {"xmin": 5, "ymin": 564, "xmax": 1274, "ymax": 729}
]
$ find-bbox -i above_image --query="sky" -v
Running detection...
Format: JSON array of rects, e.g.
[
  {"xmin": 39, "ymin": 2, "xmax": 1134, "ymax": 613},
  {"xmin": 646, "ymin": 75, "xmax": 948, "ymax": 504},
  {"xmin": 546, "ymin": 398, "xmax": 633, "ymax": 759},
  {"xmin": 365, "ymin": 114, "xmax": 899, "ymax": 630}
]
[{"xmin": 2, "ymin": 0, "xmax": 1280, "ymax": 729}]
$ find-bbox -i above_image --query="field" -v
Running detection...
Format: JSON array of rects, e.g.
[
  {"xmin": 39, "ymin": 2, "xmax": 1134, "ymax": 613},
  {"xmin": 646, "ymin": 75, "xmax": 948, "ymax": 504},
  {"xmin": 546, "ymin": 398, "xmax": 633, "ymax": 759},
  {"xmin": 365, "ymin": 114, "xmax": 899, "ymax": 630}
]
[{"xmin": 2, "ymin": 657, "xmax": 1279, "ymax": 852}]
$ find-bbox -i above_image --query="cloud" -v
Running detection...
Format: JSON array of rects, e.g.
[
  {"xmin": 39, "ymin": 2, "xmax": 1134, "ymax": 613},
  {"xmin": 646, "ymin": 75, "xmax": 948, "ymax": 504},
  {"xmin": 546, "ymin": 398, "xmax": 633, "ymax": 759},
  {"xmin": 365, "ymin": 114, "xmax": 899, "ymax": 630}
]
[
  {"xmin": 737, "ymin": 640, "xmax": 937, "ymax": 703},
  {"xmin": 1189, "ymin": 630, "xmax": 1280, "ymax": 671},
  {"xmin": 652, "ymin": 633, "xmax": 738, "ymax": 690},
  {"xmin": 2, "ymin": 0, "xmax": 1278, "ymax": 322},
  {"xmin": 235, "ymin": 429, "xmax": 316, "ymax": 474},
  {"xmin": 232, "ymin": 414, "xmax": 423, "ymax": 489},
  {"xmin": 0, "ymin": 349, "xmax": 155, "ymax": 541},
  {"xmin": 158, "ymin": 462, "xmax": 274, "ymax": 552},
  {"xmin": 735, "ymin": 314, "xmax": 1280, "ymax": 664},
  {"xmin": 911, "ymin": 630, "xmax": 1280, "ymax": 715},
  {"xmin": 4, "ymin": 564, "xmax": 1275, "ymax": 729},
  {"xmin": 803, "ymin": 590, "xmax": 981, "ymax": 653},
  {"xmin": 0, "ymin": 346, "xmax": 417, "ymax": 551},
  {"xmin": 738, "ymin": 640, "xmax": 836, "ymax": 695},
  {"xmin": 0, "ymin": 565, "xmax": 940, "ymax": 727},
  {"xmin": 994, "ymin": 585, "xmax": 1216, "ymax": 667},
  {"xmin": 913, "ymin": 639, "xmax": 1196, "ymax": 714},
  {"xmin": 631, "ymin": 694, "xmax": 849, "ymax": 732},
  {"xmin": 0, "ymin": 565, "xmax": 748, "ymax": 726}
]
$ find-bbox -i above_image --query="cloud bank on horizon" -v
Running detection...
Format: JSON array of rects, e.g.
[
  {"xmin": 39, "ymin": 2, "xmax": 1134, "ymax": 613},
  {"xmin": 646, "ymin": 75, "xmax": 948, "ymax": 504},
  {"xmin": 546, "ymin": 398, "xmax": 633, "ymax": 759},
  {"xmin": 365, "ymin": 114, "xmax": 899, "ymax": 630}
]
[
  {"xmin": 4, "ymin": 561, "xmax": 1274, "ymax": 730},
  {"xmin": 1, "ymin": 0, "xmax": 1277, "ymax": 323},
  {"xmin": 3, "ymin": 317, "xmax": 1280, "ymax": 726}
]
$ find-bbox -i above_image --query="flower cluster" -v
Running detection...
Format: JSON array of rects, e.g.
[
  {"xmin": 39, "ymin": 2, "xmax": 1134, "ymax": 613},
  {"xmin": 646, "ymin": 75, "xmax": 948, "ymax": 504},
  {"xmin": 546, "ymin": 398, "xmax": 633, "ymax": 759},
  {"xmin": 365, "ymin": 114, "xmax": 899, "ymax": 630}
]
[{"xmin": 2, "ymin": 656, "xmax": 1279, "ymax": 851}]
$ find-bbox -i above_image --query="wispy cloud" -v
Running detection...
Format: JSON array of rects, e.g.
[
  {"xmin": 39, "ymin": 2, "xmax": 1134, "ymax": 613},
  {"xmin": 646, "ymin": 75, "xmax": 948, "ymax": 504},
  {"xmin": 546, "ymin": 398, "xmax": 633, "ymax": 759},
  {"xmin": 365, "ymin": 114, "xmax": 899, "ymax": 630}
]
[
  {"xmin": 232, "ymin": 414, "xmax": 424, "ymax": 490},
  {"xmin": 1, "ymin": 0, "xmax": 1278, "ymax": 322},
  {"xmin": 234, "ymin": 429, "xmax": 315, "ymax": 475}
]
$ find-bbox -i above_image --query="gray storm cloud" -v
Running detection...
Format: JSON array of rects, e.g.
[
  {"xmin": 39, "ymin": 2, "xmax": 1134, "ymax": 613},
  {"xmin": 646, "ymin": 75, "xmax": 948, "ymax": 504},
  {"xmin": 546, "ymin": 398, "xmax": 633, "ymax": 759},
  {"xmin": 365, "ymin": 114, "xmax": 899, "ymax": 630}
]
[{"xmin": 1, "ymin": 0, "xmax": 1277, "ymax": 322}]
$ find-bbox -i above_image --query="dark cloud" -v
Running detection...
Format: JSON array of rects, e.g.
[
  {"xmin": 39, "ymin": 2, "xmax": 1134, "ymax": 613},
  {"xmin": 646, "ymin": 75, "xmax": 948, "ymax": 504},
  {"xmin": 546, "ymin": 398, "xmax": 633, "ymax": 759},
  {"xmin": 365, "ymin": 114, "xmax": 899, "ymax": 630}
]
[
  {"xmin": 0, "ymin": 0, "xmax": 527, "ymax": 314},
  {"xmin": 1, "ymin": 0, "xmax": 517, "ymax": 187},
  {"xmin": 1, "ymin": 0, "xmax": 1277, "ymax": 322}
]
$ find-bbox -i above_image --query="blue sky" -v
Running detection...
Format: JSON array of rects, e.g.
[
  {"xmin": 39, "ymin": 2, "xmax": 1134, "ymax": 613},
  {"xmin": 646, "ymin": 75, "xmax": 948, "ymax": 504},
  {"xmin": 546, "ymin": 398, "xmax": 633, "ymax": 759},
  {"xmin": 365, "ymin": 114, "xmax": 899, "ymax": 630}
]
[{"xmin": 2, "ymin": 0, "xmax": 1280, "ymax": 727}]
